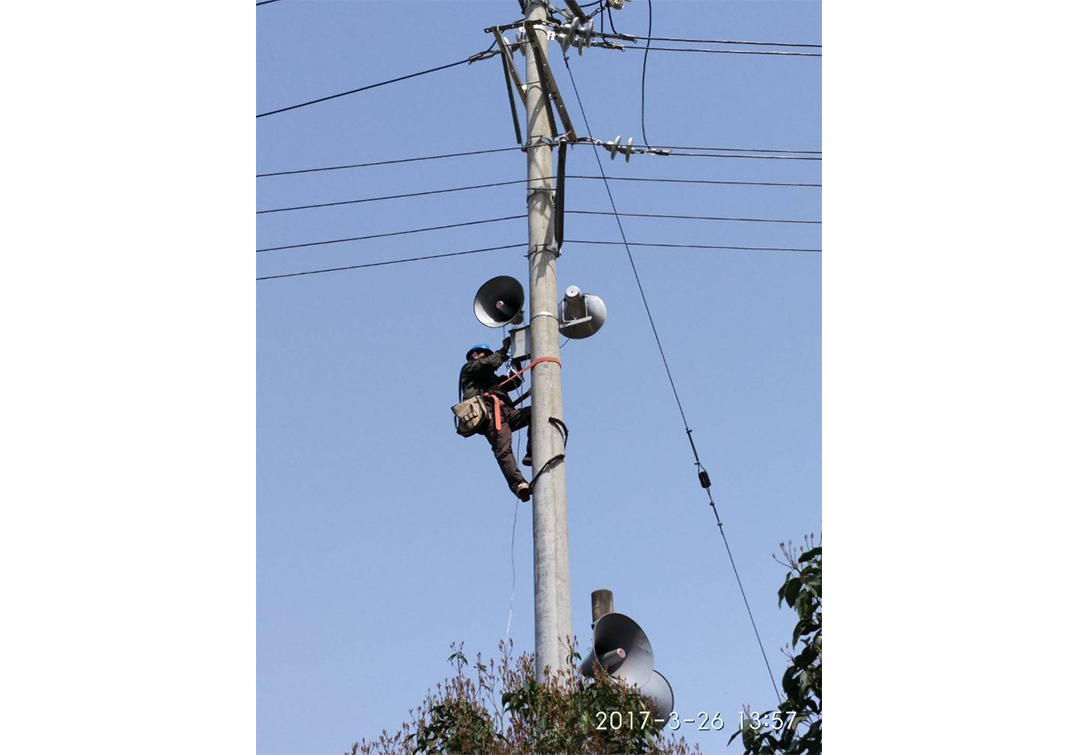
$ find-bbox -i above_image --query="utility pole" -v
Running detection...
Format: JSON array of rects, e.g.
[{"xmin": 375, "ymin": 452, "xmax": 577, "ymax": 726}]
[{"xmin": 523, "ymin": 0, "xmax": 572, "ymax": 679}]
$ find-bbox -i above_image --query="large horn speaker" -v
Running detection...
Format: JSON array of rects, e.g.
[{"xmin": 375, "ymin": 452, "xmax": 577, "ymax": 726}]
[
  {"xmin": 474, "ymin": 276, "xmax": 525, "ymax": 328},
  {"xmin": 581, "ymin": 611, "xmax": 674, "ymax": 722},
  {"xmin": 558, "ymin": 285, "xmax": 606, "ymax": 339},
  {"xmin": 580, "ymin": 612, "xmax": 654, "ymax": 688},
  {"xmin": 638, "ymin": 669, "xmax": 675, "ymax": 722}
]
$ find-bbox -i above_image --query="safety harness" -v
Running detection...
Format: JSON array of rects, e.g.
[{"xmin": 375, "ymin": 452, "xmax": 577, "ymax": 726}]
[
  {"xmin": 483, "ymin": 356, "xmax": 561, "ymax": 431},
  {"xmin": 485, "ymin": 357, "xmax": 569, "ymax": 487}
]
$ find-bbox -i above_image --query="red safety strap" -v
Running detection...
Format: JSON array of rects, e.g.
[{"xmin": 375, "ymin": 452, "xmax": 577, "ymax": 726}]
[
  {"xmin": 498, "ymin": 356, "xmax": 562, "ymax": 388},
  {"xmin": 481, "ymin": 357, "xmax": 561, "ymax": 433}
]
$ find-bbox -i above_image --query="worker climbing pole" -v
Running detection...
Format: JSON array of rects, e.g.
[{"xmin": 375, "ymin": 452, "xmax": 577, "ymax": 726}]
[{"xmin": 451, "ymin": 0, "xmax": 608, "ymax": 680}]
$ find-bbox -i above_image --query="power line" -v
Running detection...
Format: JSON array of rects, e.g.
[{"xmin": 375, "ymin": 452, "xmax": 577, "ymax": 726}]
[
  {"xmin": 566, "ymin": 239, "xmax": 821, "ymax": 253},
  {"xmin": 648, "ymin": 144, "xmax": 820, "ymax": 155},
  {"xmin": 257, "ymin": 179, "xmax": 530, "ymax": 215},
  {"xmin": 662, "ymin": 150, "xmax": 821, "ymax": 162},
  {"xmin": 643, "ymin": 0, "xmax": 652, "ymax": 147},
  {"xmin": 256, "ymin": 52, "xmax": 491, "ymax": 118},
  {"xmin": 256, "ymin": 243, "xmax": 527, "ymax": 281},
  {"xmin": 256, "ymin": 147, "xmax": 520, "ymax": 178},
  {"xmin": 254, "ymin": 176, "xmax": 825, "ymax": 220},
  {"xmin": 255, "ymin": 215, "xmax": 525, "ymax": 253},
  {"xmin": 254, "ymin": 178, "xmax": 816, "ymax": 221},
  {"xmin": 628, "ymin": 35, "xmax": 821, "ymax": 49},
  {"xmin": 255, "ymin": 237, "xmax": 820, "ymax": 283},
  {"xmin": 574, "ymin": 175, "xmax": 820, "ymax": 189},
  {"xmin": 254, "ymin": 176, "xmax": 825, "ymax": 221},
  {"xmin": 255, "ymin": 0, "xmax": 282, "ymax": 6},
  {"xmin": 255, "ymin": 143, "xmax": 818, "ymax": 177},
  {"xmin": 567, "ymin": 210, "xmax": 821, "ymax": 225},
  {"xmin": 562, "ymin": 52, "xmax": 784, "ymax": 704},
  {"xmin": 623, "ymin": 45, "xmax": 821, "ymax": 58}
]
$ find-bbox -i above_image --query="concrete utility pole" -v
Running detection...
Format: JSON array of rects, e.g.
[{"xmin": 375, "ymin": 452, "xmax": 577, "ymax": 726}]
[{"xmin": 523, "ymin": 0, "xmax": 572, "ymax": 679}]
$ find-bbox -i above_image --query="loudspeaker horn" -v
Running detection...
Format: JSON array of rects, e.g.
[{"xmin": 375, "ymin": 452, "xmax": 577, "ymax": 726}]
[
  {"xmin": 637, "ymin": 669, "xmax": 674, "ymax": 722},
  {"xmin": 558, "ymin": 285, "xmax": 607, "ymax": 339},
  {"xmin": 474, "ymin": 276, "xmax": 524, "ymax": 328},
  {"xmin": 579, "ymin": 612, "xmax": 654, "ymax": 689}
]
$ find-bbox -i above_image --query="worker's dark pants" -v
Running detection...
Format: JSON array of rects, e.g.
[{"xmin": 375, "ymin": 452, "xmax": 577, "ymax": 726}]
[{"xmin": 482, "ymin": 398, "xmax": 532, "ymax": 492}]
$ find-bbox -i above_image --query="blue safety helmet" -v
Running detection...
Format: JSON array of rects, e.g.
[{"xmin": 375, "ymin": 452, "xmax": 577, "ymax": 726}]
[{"xmin": 466, "ymin": 343, "xmax": 493, "ymax": 360}]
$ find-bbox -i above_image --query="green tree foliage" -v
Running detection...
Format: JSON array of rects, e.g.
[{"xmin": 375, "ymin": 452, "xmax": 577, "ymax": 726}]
[
  {"xmin": 730, "ymin": 536, "xmax": 822, "ymax": 755},
  {"xmin": 348, "ymin": 642, "xmax": 701, "ymax": 755}
]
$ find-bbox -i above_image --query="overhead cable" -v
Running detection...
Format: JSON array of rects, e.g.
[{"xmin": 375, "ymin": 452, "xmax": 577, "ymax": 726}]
[
  {"xmin": 256, "ymin": 243, "xmax": 527, "ymax": 281},
  {"xmin": 255, "ymin": 215, "xmax": 525, "ymax": 253},
  {"xmin": 256, "ymin": 50, "xmax": 494, "ymax": 118},
  {"xmin": 567, "ymin": 210, "xmax": 821, "ymax": 225},
  {"xmin": 573, "ymin": 175, "xmax": 820, "ymax": 188},
  {"xmin": 255, "ymin": 144, "xmax": 818, "ymax": 178},
  {"xmin": 256, "ymin": 147, "xmax": 520, "ymax": 178},
  {"xmin": 566, "ymin": 239, "xmax": 821, "ymax": 253},
  {"xmin": 255, "ymin": 238, "xmax": 820, "ymax": 283},
  {"xmin": 254, "ymin": 178, "xmax": 816, "ymax": 221},
  {"xmin": 640, "ymin": 0, "xmax": 654, "ymax": 146},
  {"xmin": 623, "ymin": 45, "xmax": 821, "ymax": 58},
  {"xmin": 626, "ymin": 35, "xmax": 821, "ymax": 49},
  {"xmin": 257, "ymin": 179, "xmax": 530, "ymax": 215},
  {"xmin": 652, "ymin": 144, "xmax": 820, "ymax": 155},
  {"xmin": 662, "ymin": 150, "xmax": 821, "ymax": 162}
]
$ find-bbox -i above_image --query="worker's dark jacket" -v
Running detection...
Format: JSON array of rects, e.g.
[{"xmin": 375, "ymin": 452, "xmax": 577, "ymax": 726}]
[{"xmin": 459, "ymin": 349, "xmax": 523, "ymax": 402}]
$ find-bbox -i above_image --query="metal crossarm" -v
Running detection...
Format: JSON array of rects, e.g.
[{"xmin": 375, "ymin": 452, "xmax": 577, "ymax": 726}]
[{"xmin": 523, "ymin": 23, "xmax": 578, "ymax": 141}]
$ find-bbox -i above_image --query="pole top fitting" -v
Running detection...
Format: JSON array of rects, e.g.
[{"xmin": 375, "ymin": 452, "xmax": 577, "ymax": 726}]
[{"xmin": 591, "ymin": 589, "xmax": 614, "ymax": 627}]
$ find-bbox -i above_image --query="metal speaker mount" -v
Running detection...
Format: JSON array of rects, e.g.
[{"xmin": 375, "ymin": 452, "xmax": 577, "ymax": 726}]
[
  {"xmin": 579, "ymin": 612, "xmax": 654, "ymax": 688},
  {"xmin": 558, "ymin": 285, "xmax": 607, "ymax": 339},
  {"xmin": 474, "ymin": 276, "xmax": 525, "ymax": 328}
]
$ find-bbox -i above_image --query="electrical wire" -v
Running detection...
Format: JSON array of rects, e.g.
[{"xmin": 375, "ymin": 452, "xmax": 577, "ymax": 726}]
[
  {"xmin": 256, "ymin": 243, "xmax": 527, "ymax": 281},
  {"xmin": 257, "ymin": 147, "xmax": 520, "ymax": 178},
  {"xmin": 254, "ymin": 183, "xmax": 825, "ymax": 224},
  {"xmin": 255, "ymin": 215, "xmax": 525, "ymax": 253},
  {"xmin": 566, "ymin": 239, "xmax": 821, "ymax": 253},
  {"xmin": 562, "ymin": 52, "xmax": 784, "ymax": 704},
  {"xmin": 630, "ymin": 35, "xmax": 820, "ymax": 48},
  {"xmin": 257, "ymin": 179, "xmax": 531, "ymax": 215},
  {"xmin": 623, "ymin": 45, "xmax": 821, "ymax": 58},
  {"xmin": 573, "ymin": 175, "xmax": 820, "ymax": 189},
  {"xmin": 609, "ymin": 4, "xmax": 626, "ymax": 35},
  {"xmin": 255, "ymin": 143, "xmax": 819, "ymax": 178},
  {"xmin": 640, "ymin": 0, "xmax": 653, "ymax": 146},
  {"xmin": 660, "ymin": 151, "xmax": 820, "ymax": 162},
  {"xmin": 505, "ymin": 498, "xmax": 520, "ymax": 647},
  {"xmin": 255, "ymin": 0, "xmax": 281, "ymax": 6},
  {"xmin": 256, "ymin": 51, "xmax": 491, "ymax": 118},
  {"xmin": 649, "ymin": 144, "xmax": 820, "ymax": 155},
  {"xmin": 255, "ymin": 236, "xmax": 819, "ymax": 283},
  {"xmin": 567, "ymin": 210, "xmax": 821, "ymax": 225}
]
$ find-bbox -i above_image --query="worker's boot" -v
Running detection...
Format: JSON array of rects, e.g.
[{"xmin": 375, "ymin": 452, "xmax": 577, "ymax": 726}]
[{"xmin": 514, "ymin": 482, "xmax": 531, "ymax": 502}]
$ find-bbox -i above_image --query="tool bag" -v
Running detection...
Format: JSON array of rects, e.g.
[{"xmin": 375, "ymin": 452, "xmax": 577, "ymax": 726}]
[{"xmin": 452, "ymin": 394, "xmax": 489, "ymax": 437}]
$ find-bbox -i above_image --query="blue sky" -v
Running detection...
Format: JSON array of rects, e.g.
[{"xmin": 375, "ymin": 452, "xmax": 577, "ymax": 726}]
[{"xmin": 258, "ymin": 2, "xmax": 820, "ymax": 753}]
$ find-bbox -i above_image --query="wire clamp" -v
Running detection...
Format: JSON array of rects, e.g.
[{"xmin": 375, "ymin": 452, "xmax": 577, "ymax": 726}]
[
  {"xmin": 527, "ymin": 134, "xmax": 571, "ymax": 149},
  {"xmin": 526, "ymin": 187, "xmax": 556, "ymax": 207},
  {"xmin": 526, "ymin": 244, "xmax": 561, "ymax": 258},
  {"xmin": 467, "ymin": 49, "xmax": 500, "ymax": 64}
]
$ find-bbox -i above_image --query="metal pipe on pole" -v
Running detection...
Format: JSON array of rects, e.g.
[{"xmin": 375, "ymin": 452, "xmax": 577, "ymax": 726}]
[{"xmin": 523, "ymin": 0, "xmax": 572, "ymax": 680}]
